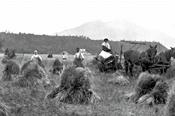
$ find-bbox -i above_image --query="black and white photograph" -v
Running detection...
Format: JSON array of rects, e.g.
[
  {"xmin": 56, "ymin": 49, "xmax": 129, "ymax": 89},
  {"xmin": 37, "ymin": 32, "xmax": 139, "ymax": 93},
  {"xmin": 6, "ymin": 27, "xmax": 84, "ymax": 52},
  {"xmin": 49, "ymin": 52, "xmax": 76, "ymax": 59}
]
[{"xmin": 0, "ymin": 0, "xmax": 175, "ymax": 116}]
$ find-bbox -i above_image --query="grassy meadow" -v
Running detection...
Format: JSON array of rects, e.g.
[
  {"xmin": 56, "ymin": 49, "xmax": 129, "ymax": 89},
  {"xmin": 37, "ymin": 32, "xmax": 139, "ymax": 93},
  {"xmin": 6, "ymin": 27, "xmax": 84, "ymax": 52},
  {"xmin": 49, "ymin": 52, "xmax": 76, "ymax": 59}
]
[{"xmin": 0, "ymin": 53, "xmax": 169, "ymax": 116}]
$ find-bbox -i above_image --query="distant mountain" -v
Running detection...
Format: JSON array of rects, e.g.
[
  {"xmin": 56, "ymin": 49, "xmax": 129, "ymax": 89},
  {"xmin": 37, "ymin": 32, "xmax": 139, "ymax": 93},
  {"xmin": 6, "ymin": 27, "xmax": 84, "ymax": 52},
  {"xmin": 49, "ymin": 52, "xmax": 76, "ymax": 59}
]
[{"xmin": 58, "ymin": 20, "xmax": 174, "ymax": 48}]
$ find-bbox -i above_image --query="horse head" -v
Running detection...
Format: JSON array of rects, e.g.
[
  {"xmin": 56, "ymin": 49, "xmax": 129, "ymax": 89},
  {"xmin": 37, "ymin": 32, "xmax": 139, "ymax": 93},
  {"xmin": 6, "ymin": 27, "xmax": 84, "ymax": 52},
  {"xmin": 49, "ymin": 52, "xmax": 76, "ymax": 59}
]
[
  {"xmin": 170, "ymin": 47, "xmax": 175, "ymax": 58},
  {"xmin": 147, "ymin": 45, "xmax": 157, "ymax": 60}
]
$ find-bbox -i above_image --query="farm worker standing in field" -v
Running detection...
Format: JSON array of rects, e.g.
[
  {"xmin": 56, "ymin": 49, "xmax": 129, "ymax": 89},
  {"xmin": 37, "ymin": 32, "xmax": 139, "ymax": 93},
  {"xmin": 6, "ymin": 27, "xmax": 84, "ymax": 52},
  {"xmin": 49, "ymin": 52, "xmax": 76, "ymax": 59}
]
[
  {"xmin": 62, "ymin": 52, "xmax": 68, "ymax": 61},
  {"xmin": 31, "ymin": 50, "xmax": 42, "ymax": 61},
  {"xmin": 62, "ymin": 52, "xmax": 68, "ymax": 67},
  {"xmin": 74, "ymin": 48, "xmax": 84, "ymax": 60},
  {"xmin": 73, "ymin": 48, "xmax": 84, "ymax": 67}
]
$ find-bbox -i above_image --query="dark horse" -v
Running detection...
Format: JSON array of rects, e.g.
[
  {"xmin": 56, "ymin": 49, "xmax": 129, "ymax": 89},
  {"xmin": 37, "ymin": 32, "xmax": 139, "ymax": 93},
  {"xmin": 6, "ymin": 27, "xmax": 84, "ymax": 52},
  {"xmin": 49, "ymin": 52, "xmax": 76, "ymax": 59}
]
[
  {"xmin": 154, "ymin": 47, "xmax": 175, "ymax": 73},
  {"xmin": 124, "ymin": 45, "xmax": 157, "ymax": 76}
]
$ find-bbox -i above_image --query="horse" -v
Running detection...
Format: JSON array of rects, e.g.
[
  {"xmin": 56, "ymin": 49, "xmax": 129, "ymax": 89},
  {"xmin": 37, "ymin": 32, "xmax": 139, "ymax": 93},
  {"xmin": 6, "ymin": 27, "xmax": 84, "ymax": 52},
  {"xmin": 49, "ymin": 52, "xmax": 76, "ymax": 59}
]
[
  {"xmin": 154, "ymin": 47, "xmax": 175, "ymax": 73},
  {"xmin": 124, "ymin": 45, "xmax": 157, "ymax": 76}
]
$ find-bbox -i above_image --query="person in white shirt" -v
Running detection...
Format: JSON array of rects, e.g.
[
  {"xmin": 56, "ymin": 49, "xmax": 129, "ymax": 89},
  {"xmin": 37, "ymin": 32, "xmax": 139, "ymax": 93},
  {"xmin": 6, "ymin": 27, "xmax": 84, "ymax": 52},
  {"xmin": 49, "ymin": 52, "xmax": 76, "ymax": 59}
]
[
  {"xmin": 31, "ymin": 50, "xmax": 42, "ymax": 62},
  {"xmin": 101, "ymin": 38, "xmax": 111, "ymax": 52},
  {"xmin": 73, "ymin": 48, "xmax": 84, "ymax": 67},
  {"xmin": 62, "ymin": 52, "xmax": 68, "ymax": 61},
  {"xmin": 74, "ymin": 48, "xmax": 84, "ymax": 60},
  {"xmin": 99, "ymin": 38, "xmax": 115, "ymax": 65},
  {"xmin": 62, "ymin": 52, "xmax": 68, "ymax": 67}
]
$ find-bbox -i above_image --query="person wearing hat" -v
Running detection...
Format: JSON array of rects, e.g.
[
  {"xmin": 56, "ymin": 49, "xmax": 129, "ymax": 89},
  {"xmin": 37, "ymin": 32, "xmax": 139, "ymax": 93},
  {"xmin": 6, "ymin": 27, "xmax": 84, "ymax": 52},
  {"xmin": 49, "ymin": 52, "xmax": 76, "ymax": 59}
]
[
  {"xmin": 99, "ymin": 38, "xmax": 115, "ymax": 65},
  {"xmin": 101, "ymin": 38, "xmax": 112, "ymax": 53},
  {"xmin": 31, "ymin": 50, "xmax": 42, "ymax": 61}
]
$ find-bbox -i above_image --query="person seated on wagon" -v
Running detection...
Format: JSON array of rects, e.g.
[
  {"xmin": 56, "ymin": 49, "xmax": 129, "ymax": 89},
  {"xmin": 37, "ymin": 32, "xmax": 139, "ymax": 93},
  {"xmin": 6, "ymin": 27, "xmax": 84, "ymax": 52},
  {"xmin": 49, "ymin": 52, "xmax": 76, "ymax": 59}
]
[
  {"xmin": 31, "ymin": 50, "xmax": 42, "ymax": 62},
  {"xmin": 99, "ymin": 38, "xmax": 116, "ymax": 64},
  {"xmin": 101, "ymin": 38, "xmax": 112, "ymax": 53}
]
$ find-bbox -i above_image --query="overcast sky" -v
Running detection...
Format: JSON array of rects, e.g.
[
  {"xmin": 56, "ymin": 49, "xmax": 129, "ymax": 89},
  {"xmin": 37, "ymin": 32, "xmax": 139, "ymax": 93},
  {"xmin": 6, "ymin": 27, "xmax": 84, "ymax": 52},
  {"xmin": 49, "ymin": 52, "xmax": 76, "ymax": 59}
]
[{"xmin": 0, "ymin": 0, "xmax": 175, "ymax": 47}]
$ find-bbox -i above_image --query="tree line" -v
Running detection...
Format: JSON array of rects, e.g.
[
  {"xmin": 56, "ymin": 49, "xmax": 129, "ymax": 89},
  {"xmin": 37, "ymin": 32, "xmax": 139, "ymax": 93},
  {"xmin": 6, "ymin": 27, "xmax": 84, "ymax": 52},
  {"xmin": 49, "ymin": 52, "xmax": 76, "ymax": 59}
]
[{"xmin": 0, "ymin": 32, "xmax": 166, "ymax": 55}]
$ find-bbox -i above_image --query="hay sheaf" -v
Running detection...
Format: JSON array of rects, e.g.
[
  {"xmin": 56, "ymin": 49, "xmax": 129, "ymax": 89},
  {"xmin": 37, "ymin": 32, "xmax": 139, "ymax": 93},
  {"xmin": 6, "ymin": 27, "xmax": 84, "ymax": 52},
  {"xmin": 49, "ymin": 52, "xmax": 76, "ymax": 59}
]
[
  {"xmin": 133, "ymin": 72, "xmax": 169, "ymax": 105},
  {"xmin": 134, "ymin": 72, "xmax": 158, "ymax": 102},
  {"xmin": 17, "ymin": 61, "xmax": 48, "ymax": 88},
  {"xmin": 91, "ymin": 57, "xmax": 99, "ymax": 66},
  {"xmin": 151, "ymin": 80, "xmax": 169, "ymax": 104},
  {"xmin": 4, "ymin": 48, "xmax": 16, "ymax": 59},
  {"xmin": 73, "ymin": 58, "xmax": 84, "ymax": 68},
  {"xmin": 0, "ymin": 101, "xmax": 10, "ymax": 116},
  {"xmin": 51, "ymin": 58, "xmax": 63, "ymax": 75},
  {"xmin": 87, "ymin": 57, "xmax": 101, "ymax": 71},
  {"xmin": 108, "ymin": 72, "xmax": 129, "ymax": 86},
  {"xmin": 2, "ymin": 60, "xmax": 20, "ymax": 81},
  {"xmin": 47, "ymin": 66, "xmax": 99, "ymax": 104},
  {"xmin": 165, "ymin": 81, "xmax": 175, "ymax": 116},
  {"xmin": 21, "ymin": 61, "xmax": 47, "ymax": 79}
]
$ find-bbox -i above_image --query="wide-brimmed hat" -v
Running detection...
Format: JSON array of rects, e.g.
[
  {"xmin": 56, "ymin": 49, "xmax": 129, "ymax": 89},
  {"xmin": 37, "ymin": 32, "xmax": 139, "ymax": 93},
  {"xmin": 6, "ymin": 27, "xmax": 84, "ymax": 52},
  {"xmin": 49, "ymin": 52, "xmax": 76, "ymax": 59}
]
[{"xmin": 104, "ymin": 38, "xmax": 109, "ymax": 41}]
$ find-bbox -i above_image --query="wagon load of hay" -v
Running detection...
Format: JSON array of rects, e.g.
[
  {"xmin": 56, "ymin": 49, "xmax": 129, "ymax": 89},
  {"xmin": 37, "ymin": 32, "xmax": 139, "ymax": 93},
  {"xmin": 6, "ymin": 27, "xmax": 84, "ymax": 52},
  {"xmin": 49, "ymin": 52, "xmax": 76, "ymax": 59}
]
[
  {"xmin": 47, "ymin": 66, "xmax": 100, "ymax": 104},
  {"xmin": 50, "ymin": 58, "xmax": 63, "ymax": 75},
  {"xmin": 128, "ymin": 72, "xmax": 169, "ymax": 105},
  {"xmin": 91, "ymin": 53, "xmax": 119, "ymax": 73},
  {"xmin": 16, "ymin": 61, "xmax": 49, "ymax": 88},
  {"xmin": 2, "ymin": 59, "xmax": 20, "ymax": 81}
]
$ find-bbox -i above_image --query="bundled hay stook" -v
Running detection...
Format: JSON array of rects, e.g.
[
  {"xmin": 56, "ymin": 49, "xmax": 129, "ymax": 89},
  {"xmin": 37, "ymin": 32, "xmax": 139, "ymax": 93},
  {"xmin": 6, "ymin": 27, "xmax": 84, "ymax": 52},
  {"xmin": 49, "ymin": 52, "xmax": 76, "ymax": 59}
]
[
  {"xmin": 47, "ymin": 66, "xmax": 100, "ymax": 104},
  {"xmin": 0, "ymin": 101, "xmax": 10, "ymax": 116},
  {"xmin": 1, "ymin": 57, "xmax": 20, "ymax": 81},
  {"xmin": 73, "ymin": 58, "xmax": 84, "ymax": 68},
  {"xmin": 50, "ymin": 58, "xmax": 63, "ymax": 75},
  {"xmin": 17, "ymin": 60, "xmax": 49, "ymax": 88},
  {"xmin": 107, "ymin": 72, "xmax": 130, "ymax": 86},
  {"xmin": 4, "ymin": 48, "xmax": 16, "ymax": 59},
  {"xmin": 130, "ymin": 72, "xmax": 169, "ymax": 105}
]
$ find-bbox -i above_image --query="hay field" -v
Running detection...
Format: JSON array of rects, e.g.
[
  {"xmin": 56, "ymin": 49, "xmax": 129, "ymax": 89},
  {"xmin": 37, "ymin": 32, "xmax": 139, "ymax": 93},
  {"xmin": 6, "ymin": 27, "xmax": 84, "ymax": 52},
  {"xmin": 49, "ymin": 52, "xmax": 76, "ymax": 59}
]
[{"xmin": 0, "ymin": 53, "xmax": 168, "ymax": 116}]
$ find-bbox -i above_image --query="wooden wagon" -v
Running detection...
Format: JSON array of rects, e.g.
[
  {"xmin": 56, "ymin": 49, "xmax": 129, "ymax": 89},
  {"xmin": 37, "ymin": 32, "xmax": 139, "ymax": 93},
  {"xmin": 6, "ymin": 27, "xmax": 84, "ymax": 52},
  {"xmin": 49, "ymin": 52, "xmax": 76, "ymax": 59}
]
[{"xmin": 148, "ymin": 63, "xmax": 170, "ymax": 74}]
